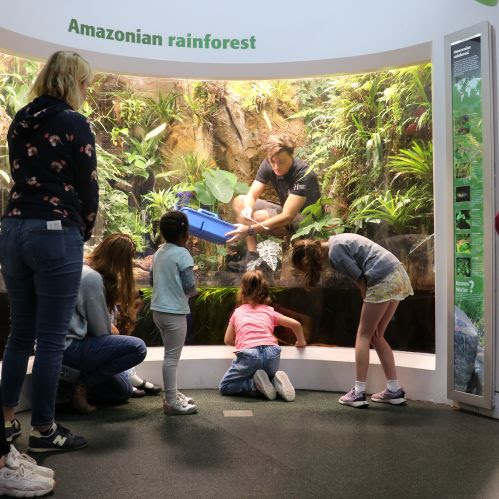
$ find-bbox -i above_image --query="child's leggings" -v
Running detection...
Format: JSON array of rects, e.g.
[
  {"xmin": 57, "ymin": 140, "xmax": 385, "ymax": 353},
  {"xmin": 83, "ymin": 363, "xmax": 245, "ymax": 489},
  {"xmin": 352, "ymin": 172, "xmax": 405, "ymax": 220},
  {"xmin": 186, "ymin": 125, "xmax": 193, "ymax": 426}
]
[{"xmin": 152, "ymin": 311, "xmax": 187, "ymax": 404}]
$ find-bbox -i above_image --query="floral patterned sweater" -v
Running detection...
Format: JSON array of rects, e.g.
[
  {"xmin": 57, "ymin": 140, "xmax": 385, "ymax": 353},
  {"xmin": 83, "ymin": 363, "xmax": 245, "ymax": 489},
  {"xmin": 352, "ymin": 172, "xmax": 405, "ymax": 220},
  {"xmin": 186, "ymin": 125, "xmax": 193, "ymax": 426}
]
[{"xmin": 4, "ymin": 95, "xmax": 98, "ymax": 241}]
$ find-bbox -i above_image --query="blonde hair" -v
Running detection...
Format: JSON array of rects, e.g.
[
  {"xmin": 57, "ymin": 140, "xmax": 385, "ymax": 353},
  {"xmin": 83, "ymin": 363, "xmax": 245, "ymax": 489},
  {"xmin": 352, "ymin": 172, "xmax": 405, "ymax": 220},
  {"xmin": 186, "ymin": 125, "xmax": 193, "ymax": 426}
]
[
  {"xmin": 237, "ymin": 270, "xmax": 272, "ymax": 307},
  {"xmin": 30, "ymin": 51, "xmax": 93, "ymax": 110},
  {"xmin": 263, "ymin": 133, "xmax": 295, "ymax": 158}
]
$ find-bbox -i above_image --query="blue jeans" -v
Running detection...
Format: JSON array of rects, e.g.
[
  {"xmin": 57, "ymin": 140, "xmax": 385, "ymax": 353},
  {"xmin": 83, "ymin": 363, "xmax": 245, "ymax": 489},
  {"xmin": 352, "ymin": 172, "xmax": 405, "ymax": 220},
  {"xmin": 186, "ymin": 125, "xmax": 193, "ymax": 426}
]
[
  {"xmin": 0, "ymin": 218, "xmax": 83, "ymax": 427},
  {"xmin": 219, "ymin": 345, "xmax": 281, "ymax": 395},
  {"xmin": 63, "ymin": 335, "xmax": 147, "ymax": 404}
]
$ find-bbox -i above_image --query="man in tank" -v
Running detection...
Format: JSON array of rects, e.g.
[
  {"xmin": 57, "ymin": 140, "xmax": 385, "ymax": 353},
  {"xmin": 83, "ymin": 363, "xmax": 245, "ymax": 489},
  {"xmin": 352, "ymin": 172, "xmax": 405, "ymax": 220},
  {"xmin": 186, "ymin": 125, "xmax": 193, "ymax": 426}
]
[{"xmin": 226, "ymin": 133, "xmax": 320, "ymax": 271}]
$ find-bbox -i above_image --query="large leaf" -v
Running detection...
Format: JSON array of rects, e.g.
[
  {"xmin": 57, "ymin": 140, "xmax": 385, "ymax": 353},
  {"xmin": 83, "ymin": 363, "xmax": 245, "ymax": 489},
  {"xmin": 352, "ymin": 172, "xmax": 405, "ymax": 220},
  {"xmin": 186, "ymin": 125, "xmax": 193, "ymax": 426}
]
[{"xmin": 204, "ymin": 170, "xmax": 236, "ymax": 203}]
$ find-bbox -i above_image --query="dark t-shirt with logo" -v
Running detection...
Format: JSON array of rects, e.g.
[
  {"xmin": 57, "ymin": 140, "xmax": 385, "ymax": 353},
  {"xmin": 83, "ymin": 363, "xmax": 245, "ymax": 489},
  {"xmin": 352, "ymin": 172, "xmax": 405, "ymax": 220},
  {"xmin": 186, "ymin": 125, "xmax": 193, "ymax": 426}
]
[{"xmin": 255, "ymin": 157, "xmax": 320, "ymax": 209}]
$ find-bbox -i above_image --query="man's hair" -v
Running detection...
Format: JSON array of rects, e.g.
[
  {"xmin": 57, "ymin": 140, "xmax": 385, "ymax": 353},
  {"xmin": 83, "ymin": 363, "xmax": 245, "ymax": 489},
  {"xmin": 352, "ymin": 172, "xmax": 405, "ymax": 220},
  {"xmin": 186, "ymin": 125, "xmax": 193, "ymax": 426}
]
[{"xmin": 263, "ymin": 133, "xmax": 295, "ymax": 157}]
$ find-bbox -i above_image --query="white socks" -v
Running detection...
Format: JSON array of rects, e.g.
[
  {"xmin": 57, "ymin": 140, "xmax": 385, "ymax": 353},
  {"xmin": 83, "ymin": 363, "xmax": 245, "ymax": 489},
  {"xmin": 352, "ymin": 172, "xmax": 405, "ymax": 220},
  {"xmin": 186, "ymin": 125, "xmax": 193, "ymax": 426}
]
[
  {"xmin": 354, "ymin": 381, "xmax": 366, "ymax": 395},
  {"xmin": 354, "ymin": 380, "xmax": 400, "ymax": 394},
  {"xmin": 386, "ymin": 380, "xmax": 401, "ymax": 392}
]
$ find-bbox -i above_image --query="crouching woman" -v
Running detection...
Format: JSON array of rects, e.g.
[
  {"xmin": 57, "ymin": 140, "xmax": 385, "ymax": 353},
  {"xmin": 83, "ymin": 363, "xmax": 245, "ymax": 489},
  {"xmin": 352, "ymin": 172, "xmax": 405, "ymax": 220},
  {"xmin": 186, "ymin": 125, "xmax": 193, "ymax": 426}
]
[{"xmin": 63, "ymin": 233, "xmax": 147, "ymax": 413}]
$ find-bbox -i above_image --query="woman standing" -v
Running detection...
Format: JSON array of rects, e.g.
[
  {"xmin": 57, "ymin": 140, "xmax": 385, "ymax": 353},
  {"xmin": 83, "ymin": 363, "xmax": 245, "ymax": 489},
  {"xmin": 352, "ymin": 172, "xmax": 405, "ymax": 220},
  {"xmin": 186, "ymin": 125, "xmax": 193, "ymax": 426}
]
[
  {"xmin": 291, "ymin": 234, "xmax": 413, "ymax": 408},
  {"xmin": 0, "ymin": 51, "xmax": 98, "ymax": 452}
]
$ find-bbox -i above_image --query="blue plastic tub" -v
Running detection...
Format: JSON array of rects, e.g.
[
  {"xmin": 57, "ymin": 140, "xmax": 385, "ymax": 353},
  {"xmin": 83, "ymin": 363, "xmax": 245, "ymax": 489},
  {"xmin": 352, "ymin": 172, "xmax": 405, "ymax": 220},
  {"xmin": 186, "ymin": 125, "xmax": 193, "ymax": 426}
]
[{"xmin": 180, "ymin": 207, "xmax": 236, "ymax": 244}]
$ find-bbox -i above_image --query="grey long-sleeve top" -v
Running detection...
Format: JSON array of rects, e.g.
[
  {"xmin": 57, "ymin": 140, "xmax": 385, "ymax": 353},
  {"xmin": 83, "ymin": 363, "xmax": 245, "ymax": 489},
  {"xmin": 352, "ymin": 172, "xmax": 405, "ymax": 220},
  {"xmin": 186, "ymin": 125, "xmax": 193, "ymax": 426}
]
[{"xmin": 66, "ymin": 264, "xmax": 111, "ymax": 348}]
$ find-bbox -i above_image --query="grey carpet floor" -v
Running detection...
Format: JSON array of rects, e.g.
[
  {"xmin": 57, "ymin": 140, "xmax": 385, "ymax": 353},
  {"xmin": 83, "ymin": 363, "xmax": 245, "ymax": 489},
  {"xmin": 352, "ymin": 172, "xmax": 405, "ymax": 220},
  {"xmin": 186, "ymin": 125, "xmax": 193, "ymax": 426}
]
[{"xmin": 9, "ymin": 390, "xmax": 499, "ymax": 499}]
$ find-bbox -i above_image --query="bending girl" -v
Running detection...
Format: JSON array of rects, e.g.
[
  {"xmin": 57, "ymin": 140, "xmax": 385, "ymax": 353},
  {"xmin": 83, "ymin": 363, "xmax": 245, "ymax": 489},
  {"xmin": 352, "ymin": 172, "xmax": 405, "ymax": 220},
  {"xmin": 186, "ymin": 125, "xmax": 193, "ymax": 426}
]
[{"xmin": 291, "ymin": 234, "xmax": 413, "ymax": 408}]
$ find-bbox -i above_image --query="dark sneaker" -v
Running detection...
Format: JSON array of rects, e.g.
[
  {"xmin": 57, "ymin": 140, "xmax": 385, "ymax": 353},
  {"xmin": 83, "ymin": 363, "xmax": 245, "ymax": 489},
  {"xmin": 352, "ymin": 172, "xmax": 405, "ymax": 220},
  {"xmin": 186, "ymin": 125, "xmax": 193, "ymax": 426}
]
[
  {"xmin": 28, "ymin": 422, "xmax": 88, "ymax": 453},
  {"xmin": 371, "ymin": 388, "xmax": 407, "ymax": 405},
  {"xmin": 339, "ymin": 388, "xmax": 369, "ymax": 408},
  {"xmin": 253, "ymin": 370, "xmax": 276, "ymax": 400},
  {"xmin": 273, "ymin": 371, "xmax": 295, "ymax": 402},
  {"xmin": 5, "ymin": 419, "xmax": 22, "ymax": 443},
  {"xmin": 227, "ymin": 251, "xmax": 259, "ymax": 272}
]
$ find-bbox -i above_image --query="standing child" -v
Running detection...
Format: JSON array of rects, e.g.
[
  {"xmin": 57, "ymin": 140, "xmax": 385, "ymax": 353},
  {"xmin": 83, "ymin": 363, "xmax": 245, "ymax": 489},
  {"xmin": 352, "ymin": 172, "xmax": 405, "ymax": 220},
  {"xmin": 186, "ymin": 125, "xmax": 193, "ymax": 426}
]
[
  {"xmin": 291, "ymin": 234, "xmax": 413, "ymax": 408},
  {"xmin": 220, "ymin": 270, "xmax": 307, "ymax": 401},
  {"xmin": 151, "ymin": 211, "xmax": 198, "ymax": 415}
]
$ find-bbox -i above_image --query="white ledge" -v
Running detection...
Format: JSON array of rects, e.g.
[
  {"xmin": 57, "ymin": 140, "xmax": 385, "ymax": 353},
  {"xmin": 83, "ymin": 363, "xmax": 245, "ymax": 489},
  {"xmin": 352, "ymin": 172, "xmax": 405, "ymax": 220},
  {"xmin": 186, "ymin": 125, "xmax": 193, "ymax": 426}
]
[{"xmin": 5, "ymin": 346, "xmax": 442, "ymax": 412}]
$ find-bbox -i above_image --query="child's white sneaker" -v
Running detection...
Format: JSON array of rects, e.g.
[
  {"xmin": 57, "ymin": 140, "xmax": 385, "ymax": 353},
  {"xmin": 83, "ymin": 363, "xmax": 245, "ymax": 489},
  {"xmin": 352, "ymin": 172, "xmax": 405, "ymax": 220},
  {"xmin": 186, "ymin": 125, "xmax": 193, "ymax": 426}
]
[
  {"xmin": 163, "ymin": 398, "xmax": 198, "ymax": 415},
  {"xmin": 176, "ymin": 392, "xmax": 195, "ymax": 405},
  {"xmin": 273, "ymin": 371, "xmax": 295, "ymax": 402},
  {"xmin": 6, "ymin": 445, "xmax": 54, "ymax": 479},
  {"xmin": 0, "ymin": 464, "xmax": 55, "ymax": 497},
  {"xmin": 253, "ymin": 370, "xmax": 276, "ymax": 400}
]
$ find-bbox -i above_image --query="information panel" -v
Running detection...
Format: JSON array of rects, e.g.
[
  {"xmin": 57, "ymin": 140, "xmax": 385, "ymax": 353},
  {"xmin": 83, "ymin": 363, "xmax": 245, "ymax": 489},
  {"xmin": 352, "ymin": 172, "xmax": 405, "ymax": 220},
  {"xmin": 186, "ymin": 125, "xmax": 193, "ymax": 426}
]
[{"xmin": 447, "ymin": 23, "xmax": 494, "ymax": 408}]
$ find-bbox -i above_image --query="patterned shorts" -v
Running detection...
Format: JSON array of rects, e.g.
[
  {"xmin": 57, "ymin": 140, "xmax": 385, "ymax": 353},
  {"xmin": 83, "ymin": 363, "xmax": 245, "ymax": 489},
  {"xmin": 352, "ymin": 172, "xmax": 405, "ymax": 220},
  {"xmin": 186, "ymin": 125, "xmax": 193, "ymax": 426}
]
[{"xmin": 364, "ymin": 265, "xmax": 414, "ymax": 304}]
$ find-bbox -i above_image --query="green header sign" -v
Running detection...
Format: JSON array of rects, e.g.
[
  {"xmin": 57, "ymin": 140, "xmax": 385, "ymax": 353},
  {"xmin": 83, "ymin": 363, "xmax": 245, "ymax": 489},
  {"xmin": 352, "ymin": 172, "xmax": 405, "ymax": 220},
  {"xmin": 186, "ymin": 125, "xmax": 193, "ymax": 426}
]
[{"xmin": 451, "ymin": 36, "xmax": 485, "ymax": 396}]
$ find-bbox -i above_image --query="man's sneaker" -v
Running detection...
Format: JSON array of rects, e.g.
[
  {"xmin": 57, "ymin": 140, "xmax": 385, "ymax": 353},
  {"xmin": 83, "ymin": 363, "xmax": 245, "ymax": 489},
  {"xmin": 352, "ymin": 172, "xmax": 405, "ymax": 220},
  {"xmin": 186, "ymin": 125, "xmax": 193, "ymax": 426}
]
[
  {"xmin": 5, "ymin": 419, "xmax": 21, "ymax": 443},
  {"xmin": 28, "ymin": 422, "xmax": 88, "ymax": 453},
  {"xmin": 0, "ymin": 464, "xmax": 54, "ymax": 497},
  {"xmin": 339, "ymin": 388, "xmax": 369, "ymax": 408},
  {"xmin": 163, "ymin": 398, "xmax": 198, "ymax": 415},
  {"xmin": 253, "ymin": 370, "xmax": 276, "ymax": 400},
  {"xmin": 6, "ymin": 445, "xmax": 54, "ymax": 479},
  {"xmin": 227, "ymin": 251, "xmax": 259, "ymax": 272},
  {"xmin": 176, "ymin": 392, "xmax": 194, "ymax": 405},
  {"xmin": 273, "ymin": 371, "xmax": 295, "ymax": 402},
  {"xmin": 371, "ymin": 388, "xmax": 407, "ymax": 405}
]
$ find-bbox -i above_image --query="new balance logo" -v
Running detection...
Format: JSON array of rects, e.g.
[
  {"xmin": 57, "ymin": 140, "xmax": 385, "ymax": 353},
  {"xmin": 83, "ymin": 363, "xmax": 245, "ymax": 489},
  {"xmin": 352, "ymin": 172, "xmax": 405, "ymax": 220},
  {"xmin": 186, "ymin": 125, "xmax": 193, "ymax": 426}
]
[{"xmin": 53, "ymin": 435, "xmax": 67, "ymax": 446}]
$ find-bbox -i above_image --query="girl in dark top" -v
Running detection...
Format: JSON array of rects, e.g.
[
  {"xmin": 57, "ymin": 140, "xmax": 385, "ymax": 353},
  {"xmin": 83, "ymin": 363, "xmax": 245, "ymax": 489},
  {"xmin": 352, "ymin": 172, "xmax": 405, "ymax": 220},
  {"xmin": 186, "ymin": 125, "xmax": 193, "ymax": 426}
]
[
  {"xmin": 291, "ymin": 234, "xmax": 413, "ymax": 408},
  {"xmin": 0, "ymin": 51, "xmax": 98, "ymax": 454}
]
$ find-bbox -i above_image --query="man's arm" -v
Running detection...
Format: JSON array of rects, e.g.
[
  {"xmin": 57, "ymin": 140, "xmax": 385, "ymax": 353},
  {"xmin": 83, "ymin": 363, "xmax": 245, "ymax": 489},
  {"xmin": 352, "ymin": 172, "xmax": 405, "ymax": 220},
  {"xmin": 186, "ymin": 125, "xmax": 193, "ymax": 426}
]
[
  {"xmin": 242, "ymin": 180, "xmax": 266, "ymax": 215},
  {"xmin": 226, "ymin": 193, "xmax": 305, "ymax": 243}
]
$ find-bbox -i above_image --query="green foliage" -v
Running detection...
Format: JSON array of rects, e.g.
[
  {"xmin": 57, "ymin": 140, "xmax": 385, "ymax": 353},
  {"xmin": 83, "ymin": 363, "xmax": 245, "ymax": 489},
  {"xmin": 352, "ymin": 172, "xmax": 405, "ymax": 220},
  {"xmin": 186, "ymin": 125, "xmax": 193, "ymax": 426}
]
[
  {"xmin": 194, "ymin": 169, "xmax": 249, "ymax": 207},
  {"xmin": 156, "ymin": 152, "xmax": 214, "ymax": 189},
  {"xmin": 295, "ymin": 63, "xmax": 433, "ymax": 234},
  {"xmin": 347, "ymin": 187, "xmax": 430, "ymax": 234},
  {"xmin": 143, "ymin": 91, "xmax": 183, "ymax": 128},
  {"xmin": 229, "ymin": 80, "xmax": 296, "ymax": 112},
  {"xmin": 112, "ymin": 88, "xmax": 147, "ymax": 128},
  {"xmin": 291, "ymin": 197, "xmax": 344, "ymax": 241}
]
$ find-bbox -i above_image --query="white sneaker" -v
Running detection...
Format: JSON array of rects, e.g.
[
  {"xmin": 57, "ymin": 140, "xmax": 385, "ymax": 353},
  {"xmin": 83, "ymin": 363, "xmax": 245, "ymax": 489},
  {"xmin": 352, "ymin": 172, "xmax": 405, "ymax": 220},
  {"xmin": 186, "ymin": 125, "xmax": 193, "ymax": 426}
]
[
  {"xmin": 0, "ymin": 464, "xmax": 54, "ymax": 497},
  {"xmin": 253, "ymin": 370, "xmax": 276, "ymax": 400},
  {"xmin": 163, "ymin": 399, "xmax": 198, "ymax": 415},
  {"xmin": 176, "ymin": 392, "xmax": 195, "ymax": 405},
  {"xmin": 273, "ymin": 371, "xmax": 295, "ymax": 402},
  {"xmin": 6, "ymin": 446, "xmax": 54, "ymax": 479}
]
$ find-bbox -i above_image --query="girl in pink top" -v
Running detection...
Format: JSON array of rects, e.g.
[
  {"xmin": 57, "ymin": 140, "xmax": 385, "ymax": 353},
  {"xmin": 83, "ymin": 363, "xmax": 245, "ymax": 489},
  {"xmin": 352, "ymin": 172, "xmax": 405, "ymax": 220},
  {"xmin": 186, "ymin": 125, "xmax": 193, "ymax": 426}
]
[{"xmin": 219, "ymin": 270, "xmax": 306, "ymax": 401}]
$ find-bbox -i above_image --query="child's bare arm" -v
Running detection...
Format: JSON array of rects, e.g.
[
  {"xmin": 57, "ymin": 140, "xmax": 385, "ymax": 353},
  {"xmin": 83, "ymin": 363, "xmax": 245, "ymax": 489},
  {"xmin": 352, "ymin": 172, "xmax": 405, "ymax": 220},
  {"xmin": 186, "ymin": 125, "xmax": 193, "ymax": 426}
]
[
  {"xmin": 277, "ymin": 315, "xmax": 306, "ymax": 347},
  {"xmin": 224, "ymin": 323, "xmax": 236, "ymax": 346}
]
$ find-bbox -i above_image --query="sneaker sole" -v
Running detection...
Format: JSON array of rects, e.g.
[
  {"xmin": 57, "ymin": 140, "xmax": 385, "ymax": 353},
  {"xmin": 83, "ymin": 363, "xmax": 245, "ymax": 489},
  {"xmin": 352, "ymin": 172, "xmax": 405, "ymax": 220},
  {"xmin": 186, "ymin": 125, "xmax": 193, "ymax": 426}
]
[
  {"xmin": 253, "ymin": 370, "xmax": 276, "ymax": 400},
  {"xmin": 371, "ymin": 397, "xmax": 407, "ymax": 405},
  {"xmin": 0, "ymin": 484, "xmax": 54, "ymax": 497},
  {"xmin": 163, "ymin": 407, "xmax": 198, "ymax": 415},
  {"xmin": 28, "ymin": 441, "xmax": 88, "ymax": 453},
  {"xmin": 273, "ymin": 371, "xmax": 295, "ymax": 402},
  {"xmin": 339, "ymin": 399, "xmax": 369, "ymax": 408}
]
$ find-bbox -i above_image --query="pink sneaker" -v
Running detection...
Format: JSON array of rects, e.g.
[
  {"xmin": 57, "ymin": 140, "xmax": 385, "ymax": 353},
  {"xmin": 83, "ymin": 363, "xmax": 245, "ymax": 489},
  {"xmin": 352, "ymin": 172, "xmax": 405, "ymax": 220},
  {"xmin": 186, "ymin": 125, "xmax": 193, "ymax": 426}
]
[
  {"xmin": 371, "ymin": 388, "xmax": 406, "ymax": 405},
  {"xmin": 339, "ymin": 388, "xmax": 369, "ymax": 408}
]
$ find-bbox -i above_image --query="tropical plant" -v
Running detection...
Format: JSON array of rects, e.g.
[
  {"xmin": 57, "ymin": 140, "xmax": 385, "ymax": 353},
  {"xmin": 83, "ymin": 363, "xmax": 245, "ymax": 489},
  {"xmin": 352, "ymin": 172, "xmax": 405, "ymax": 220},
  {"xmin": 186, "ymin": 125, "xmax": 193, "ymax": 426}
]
[
  {"xmin": 291, "ymin": 197, "xmax": 344, "ymax": 241},
  {"xmin": 194, "ymin": 169, "xmax": 249, "ymax": 207},
  {"xmin": 142, "ymin": 188, "xmax": 179, "ymax": 221},
  {"xmin": 347, "ymin": 188, "xmax": 429, "ymax": 234},
  {"xmin": 388, "ymin": 141, "xmax": 433, "ymax": 187},
  {"xmin": 143, "ymin": 91, "xmax": 183, "ymax": 128},
  {"xmin": 155, "ymin": 152, "xmax": 214, "ymax": 189},
  {"xmin": 247, "ymin": 240, "xmax": 282, "ymax": 271}
]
